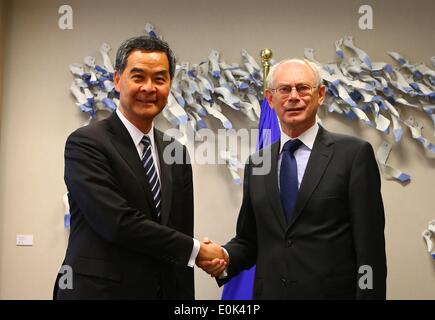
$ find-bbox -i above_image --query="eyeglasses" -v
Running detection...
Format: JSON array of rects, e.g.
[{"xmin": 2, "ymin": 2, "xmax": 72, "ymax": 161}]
[{"xmin": 269, "ymin": 84, "xmax": 316, "ymax": 98}]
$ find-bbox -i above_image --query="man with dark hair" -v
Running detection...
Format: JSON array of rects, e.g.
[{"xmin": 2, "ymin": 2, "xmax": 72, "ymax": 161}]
[
  {"xmin": 114, "ymin": 36, "xmax": 176, "ymax": 78},
  {"xmin": 54, "ymin": 36, "xmax": 225, "ymax": 299}
]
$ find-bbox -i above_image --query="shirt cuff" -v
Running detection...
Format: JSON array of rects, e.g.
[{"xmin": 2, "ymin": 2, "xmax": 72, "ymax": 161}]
[
  {"xmin": 218, "ymin": 247, "xmax": 229, "ymax": 279},
  {"xmin": 187, "ymin": 238, "xmax": 201, "ymax": 268}
]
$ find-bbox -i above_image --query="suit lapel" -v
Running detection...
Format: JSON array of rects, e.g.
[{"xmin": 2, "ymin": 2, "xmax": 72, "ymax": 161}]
[
  {"xmin": 107, "ymin": 113, "xmax": 157, "ymax": 218},
  {"xmin": 264, "ymin": 142, "xmax": 288, "ymax": 232},
  {"xmin": 154, "ymin": 129, "xmax": 173, "ymax": 226},
  {"xmin": 287, "ymin": 126, "xmax": 334, "ymax": 230}
]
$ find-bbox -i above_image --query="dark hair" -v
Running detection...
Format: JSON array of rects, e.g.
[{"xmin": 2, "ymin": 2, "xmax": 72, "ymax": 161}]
[{"xmin": 115, "ymin": 36, "xmax": 176, "ymax": 79}]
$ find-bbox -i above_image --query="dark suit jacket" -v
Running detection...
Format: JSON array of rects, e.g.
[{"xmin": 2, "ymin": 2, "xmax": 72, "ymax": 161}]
[
  {"xmin": 221, "ymin": 126, "xmax": 387, "ymax": 300},
  {"xmin": 54, "ymin": 112, "xmax": 195, "ymax": 299}
]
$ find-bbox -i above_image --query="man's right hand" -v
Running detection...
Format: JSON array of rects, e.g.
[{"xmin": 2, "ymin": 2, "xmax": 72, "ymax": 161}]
[{"xmin": 195, "ymin": 237, "xmax": 228, "ymax": 277}]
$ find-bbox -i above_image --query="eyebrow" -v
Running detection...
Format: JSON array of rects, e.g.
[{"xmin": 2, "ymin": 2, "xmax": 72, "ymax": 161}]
[
  {"xmin": 277, "ymin": 82, "xmax": 313, "ymax": 87},
  {"xmin": 129, "ymin": 68, "xmax": 169, "ymax": 76}
]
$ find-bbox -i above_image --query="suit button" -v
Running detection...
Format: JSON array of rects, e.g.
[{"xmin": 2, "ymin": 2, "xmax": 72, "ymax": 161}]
[
  {"xmin": 281, "ymin": 278, "xmax": 287, "ymax": 287},
  {"xmin": 286, "ymin": 240, "xmax": 293, "ymax": 247}
]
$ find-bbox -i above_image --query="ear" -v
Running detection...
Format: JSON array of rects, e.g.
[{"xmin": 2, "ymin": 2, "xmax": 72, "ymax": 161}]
[
  {"xmin": 264, "ymin": 89, "xmax": 274, "ymax": 108},
  {"xmin": 114, "ymin": 71, "xmax": 121, "ymax": 93},
  {"xmin": 317, "ymin": 84, "xmax": 326, "ymax": 105}
]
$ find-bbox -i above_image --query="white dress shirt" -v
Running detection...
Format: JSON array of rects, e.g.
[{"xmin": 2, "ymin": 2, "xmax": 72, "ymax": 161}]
[
  {"xmin": 278, "ymin": 123, "xmax": 319, "ymax": 190},
  {"xmin": 220, "ymin": 124, "xmax": 320, "ymax": 279},
  {"xmin": 116, "ymin": 108, "xmax": 200, "ymax": 267},
  {"xmin": 116, "ymin": 109, "xmax": 161, "ymax": 181}
]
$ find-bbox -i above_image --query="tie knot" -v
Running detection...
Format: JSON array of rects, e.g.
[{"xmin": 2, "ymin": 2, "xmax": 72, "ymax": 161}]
[
  {"xmin": 141, "ymin": 135, "xmax": 151, "ymax": 147},
  {"xmin": 282, "ymin": 139, "xmax": 302, "ymax": 154}
]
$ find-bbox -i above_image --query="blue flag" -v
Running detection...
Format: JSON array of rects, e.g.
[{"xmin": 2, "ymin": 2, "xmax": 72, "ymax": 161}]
[
  {"xmin": 256, "ymin": 99, "xmax": 281, "ymax": 150},
  {"xmin": 222, "ymin": 99, "xmax": 280, "ymax": 300}
]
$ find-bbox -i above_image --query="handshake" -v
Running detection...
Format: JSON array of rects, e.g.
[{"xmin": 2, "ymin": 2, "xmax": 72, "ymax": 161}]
[{"xmin": 195, "ymin": 237, "xmax": 228, "ymax": 278}]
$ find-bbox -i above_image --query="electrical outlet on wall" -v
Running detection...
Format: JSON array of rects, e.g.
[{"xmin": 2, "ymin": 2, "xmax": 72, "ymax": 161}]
[{"xmin": 16, "ymin": 234, "xmax": 33, "ymax": 246}]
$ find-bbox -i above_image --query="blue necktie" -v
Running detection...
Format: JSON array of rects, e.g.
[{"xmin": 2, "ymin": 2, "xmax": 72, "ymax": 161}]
[
  {"xmin": 280, "ymin": 139, "xmax": 302, "ymax": 222},
  {"xmin": 141, "ymin": 136, "xmax": 162, "ymax": 220}
]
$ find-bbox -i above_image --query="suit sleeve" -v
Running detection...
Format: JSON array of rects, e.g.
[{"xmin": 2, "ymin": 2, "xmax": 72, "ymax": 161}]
[
  {"xmin": 64, "ymin": 129, "xmax": 194, "ymax": 267},
  {"xmin": 173, "ymin": 148, "xmax": 195, "ymax": 298},
  {"xmin": 220, "ymin": 158, "xmax": 258, "ymax": 285},
  {"xmin": 348, "ymin": 142, "xmax": 387, "ymax": 299}
]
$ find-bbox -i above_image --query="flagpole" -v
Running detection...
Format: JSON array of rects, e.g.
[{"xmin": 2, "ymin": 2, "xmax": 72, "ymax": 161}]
[
  {"xmin": 222, "ymin": 49, "xmax": 276, "ymax": 300},
  {"xmin": 260, "ymin": 48, "xmax": 272, "ymax": 97}
]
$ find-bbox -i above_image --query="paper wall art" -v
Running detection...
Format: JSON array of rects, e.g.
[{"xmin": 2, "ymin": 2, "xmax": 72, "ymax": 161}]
[{"xmin": 68, "ymin": 23, "xmax": 435, "ymax": 186}]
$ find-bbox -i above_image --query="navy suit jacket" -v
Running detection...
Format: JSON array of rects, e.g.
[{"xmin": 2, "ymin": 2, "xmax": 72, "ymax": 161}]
[
  {"xmin": 54, "ymin": 112, "xmax": 195, "ymax": 299},
  {"xmin": 220, "ymin": 127, "xmax": 387, "ymax": 299}
]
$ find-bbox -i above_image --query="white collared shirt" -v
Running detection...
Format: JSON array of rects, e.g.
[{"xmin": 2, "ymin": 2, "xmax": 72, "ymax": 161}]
[
  {"xmin": 278, "ymin": 123, "xmax": 319, "ymax": 190},
  {"xmin": 116, "ymin": 108, "xmax": 199, "ymax": 268},
  {"xmin": 116, "ymin": 108, "xmax": 161, "ymax": 182},
  {"xmin": 219, "ymin": 125, "xmax": 321, "ymax": 280}
]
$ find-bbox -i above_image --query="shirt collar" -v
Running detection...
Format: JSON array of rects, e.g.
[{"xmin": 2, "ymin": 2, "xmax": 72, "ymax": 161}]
[
  {"xmin": 116, "ymin": 108, "xmax": 155, "ymax": 148},
  {"xmin": 279, "ymin": 123, "xmax": 319, "ymax": 154}
]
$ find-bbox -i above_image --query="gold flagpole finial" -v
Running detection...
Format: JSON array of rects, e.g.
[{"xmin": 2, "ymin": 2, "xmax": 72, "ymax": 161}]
[{"xmin": 261, "ymin": 48, "xmax": 273, "ymax": 97}]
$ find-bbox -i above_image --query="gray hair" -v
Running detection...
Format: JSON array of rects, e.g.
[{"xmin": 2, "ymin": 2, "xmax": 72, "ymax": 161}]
[
  {"xmin": 266, "ymin": 59, "xmax": 322, "ymax": 89},
  {"xmin": 115, "ymin": 36, "xmax": 176, "ymax": 79}
]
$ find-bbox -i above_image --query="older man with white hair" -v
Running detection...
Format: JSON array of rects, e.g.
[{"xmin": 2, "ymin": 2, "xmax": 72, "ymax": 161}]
[{"xmin": 199, "ymin": 58, "xmax": 387, "ymax": 300}]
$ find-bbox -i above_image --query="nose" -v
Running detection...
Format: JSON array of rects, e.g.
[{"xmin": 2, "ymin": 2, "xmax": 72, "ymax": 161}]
[
  {"xmin": 139, "ymin": 79, "xmax": 156, "ymax": 93},
  {"xmin": 287, "ymin": 87, "xmax": 300, "ymax": 101}
]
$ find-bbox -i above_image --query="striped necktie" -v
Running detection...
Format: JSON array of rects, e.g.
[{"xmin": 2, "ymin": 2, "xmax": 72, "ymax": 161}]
[{"xmin": 141, "ymin": 135, "xmax": 162, "ymax": 220}]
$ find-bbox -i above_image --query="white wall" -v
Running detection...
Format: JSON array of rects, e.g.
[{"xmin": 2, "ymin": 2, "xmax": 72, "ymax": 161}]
[{"xmin": 0, "ymin": 0, "xmax": 434, "ymax": 299}]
